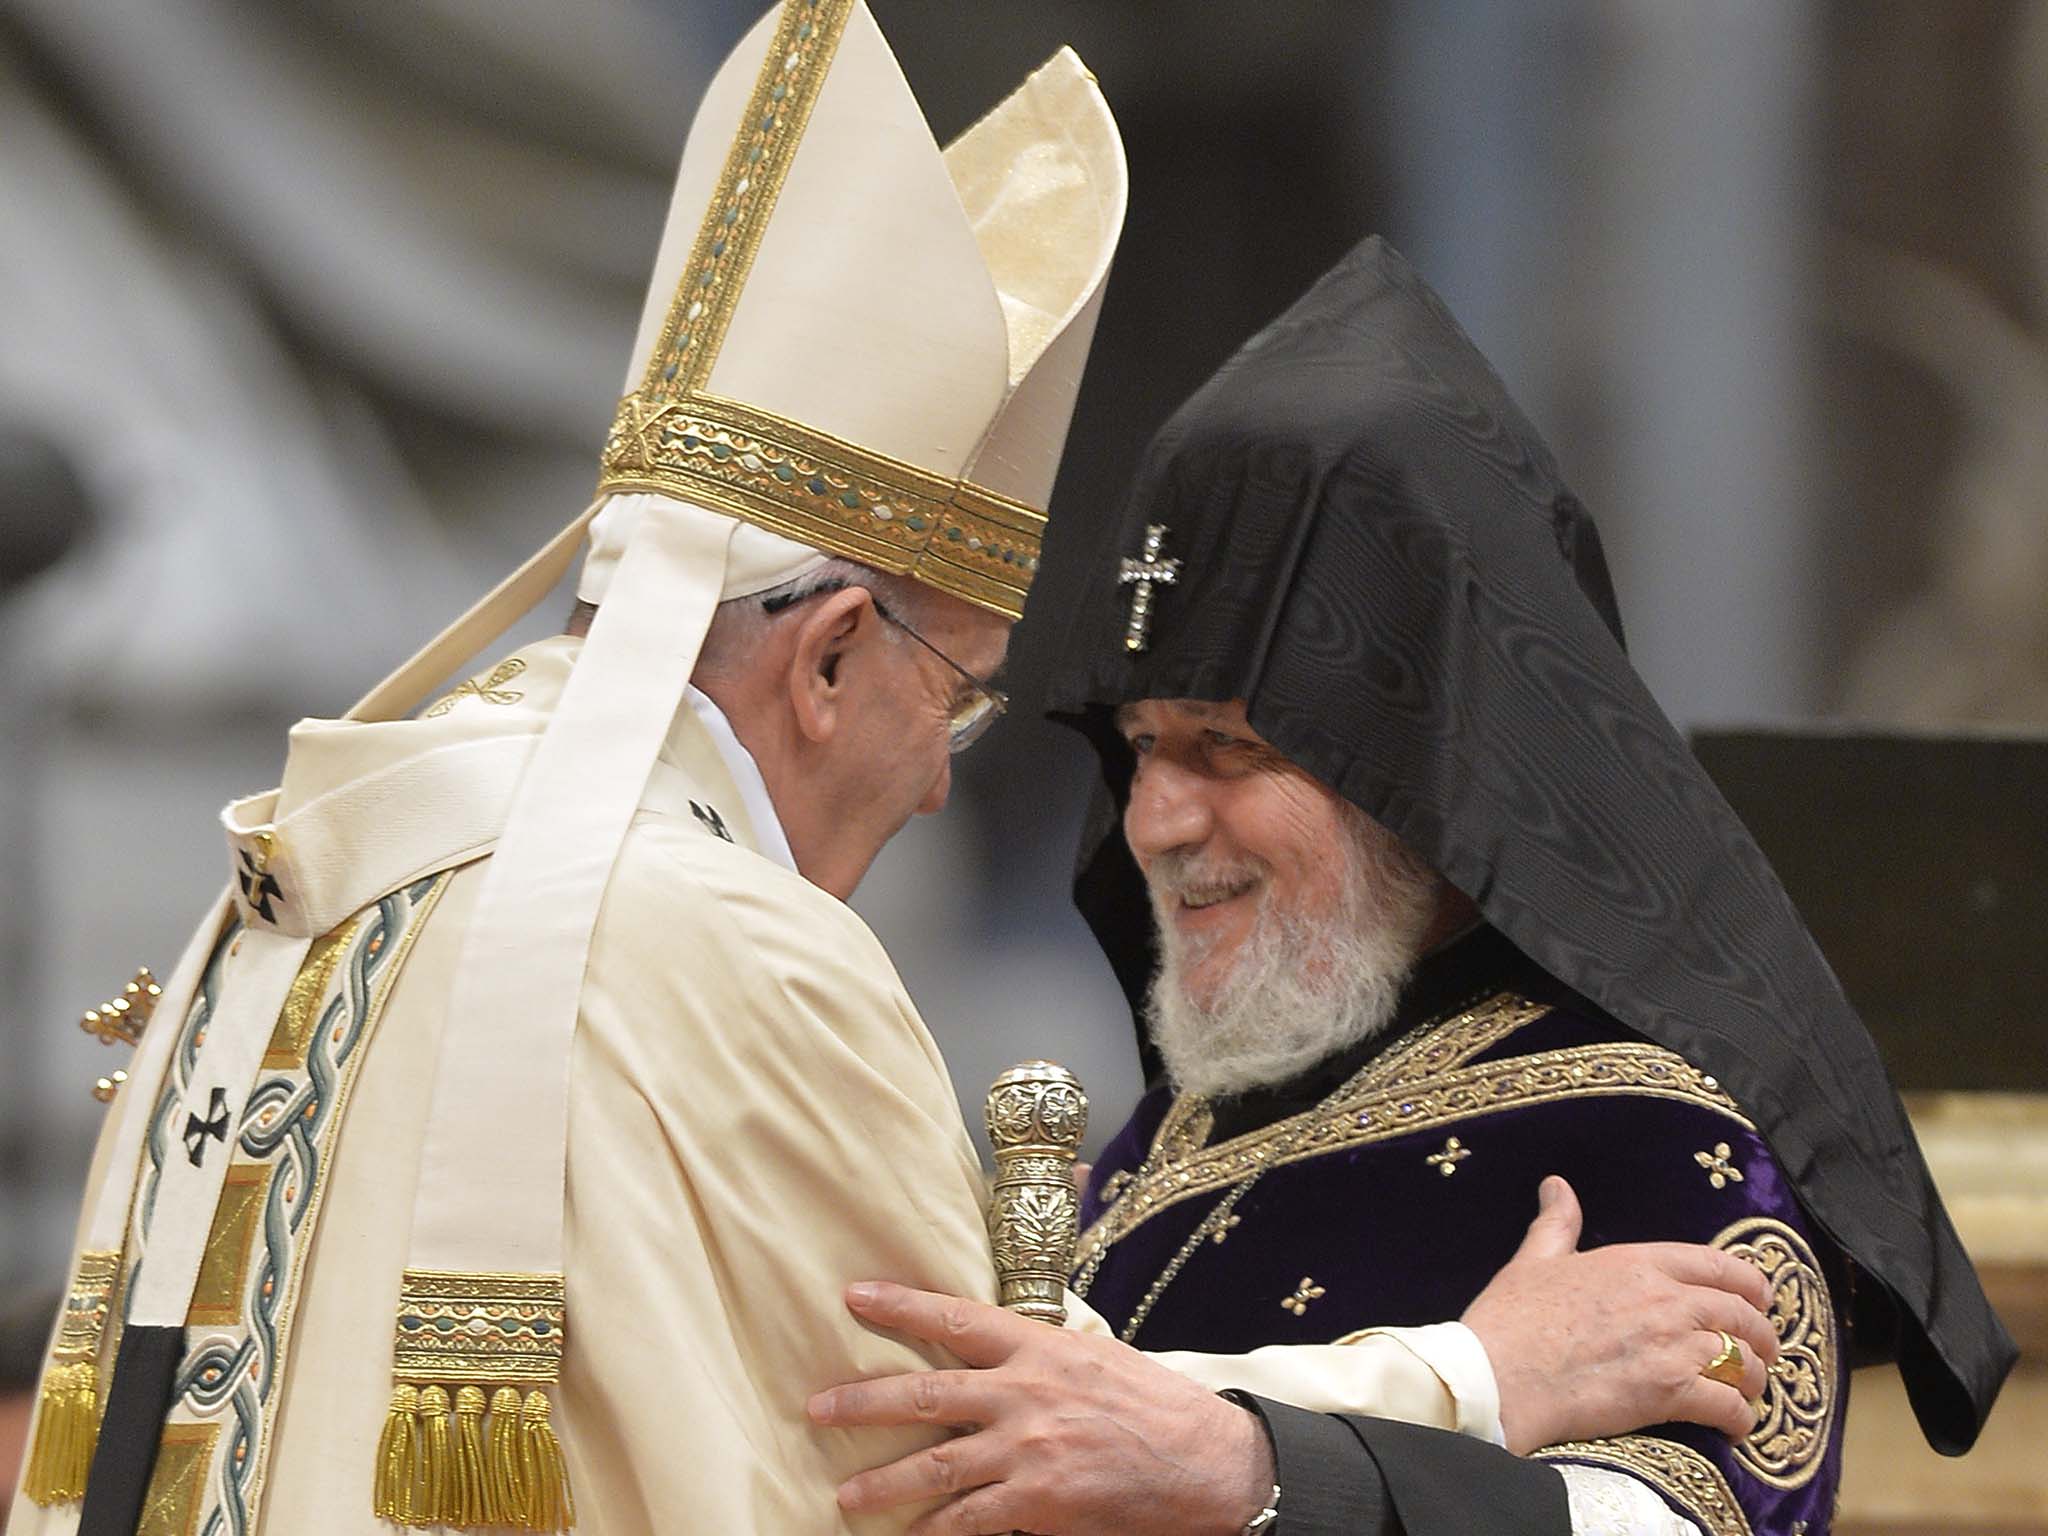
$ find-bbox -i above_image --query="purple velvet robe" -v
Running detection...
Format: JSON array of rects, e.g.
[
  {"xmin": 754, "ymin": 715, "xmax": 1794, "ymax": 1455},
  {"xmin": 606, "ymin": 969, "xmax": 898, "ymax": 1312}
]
[{"xmin": 1076, "ymin": 980, "xmax": 1848, "ymax": 1536}]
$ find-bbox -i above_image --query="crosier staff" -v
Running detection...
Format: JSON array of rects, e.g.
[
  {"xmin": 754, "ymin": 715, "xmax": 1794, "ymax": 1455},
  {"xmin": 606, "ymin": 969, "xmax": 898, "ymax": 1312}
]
[{"xmin": 983, "ymin": 1062, "xmax": 1088, "ymax": 1326}]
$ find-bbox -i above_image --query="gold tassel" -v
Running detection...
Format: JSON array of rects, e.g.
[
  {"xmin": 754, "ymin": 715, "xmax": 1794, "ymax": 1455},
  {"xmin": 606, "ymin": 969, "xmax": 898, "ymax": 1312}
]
[
  {"xmin": 373, "ymin": 1383, "xmax": 422, "ymax": 1524},
  {"xmin": 519, "ymin": 1389, "xmax": 574, "ymax": 1533},
  {"xmin": 417, "ymin": 1385, "xmax": 452, "ymax": 1527},
  {"xmin": 23, "ymin": 1359, "xmax": 100, "ymax": 1505},
  {"xmin": 488, "ymin": 1385, "xmax": 528, "ymax": 1527},
  {"xmin": 452, "ymin": 1384, "xmax": 493, "ymax": 1527}
]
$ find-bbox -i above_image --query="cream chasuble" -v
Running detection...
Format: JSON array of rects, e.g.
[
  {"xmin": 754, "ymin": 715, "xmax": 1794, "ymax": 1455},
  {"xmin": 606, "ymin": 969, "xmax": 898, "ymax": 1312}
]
[{"xmin": 16, "ymin": 637, "xmax": 996, "ymax": 1536}]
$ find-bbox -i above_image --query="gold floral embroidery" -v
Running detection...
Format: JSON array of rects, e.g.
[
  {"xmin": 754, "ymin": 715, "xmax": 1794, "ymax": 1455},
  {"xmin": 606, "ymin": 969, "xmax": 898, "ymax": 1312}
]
[
  {"xmin": 1281, "ymin": 1278, "xmax": 1326, "ymax": 1317},
  {"xmin": 1536, "ymin": 1436, "xmax": 1751, "ymax": 1536},
  {"xmin": 1695, "ymin": 1142, "xmax": 1744, "ymax": 1189},
  {"xmin": 1364, "ymin": 991, "xmax": 1547, "ymax": 1085},
  {"xmin": 1075, "ymin": 995, "xmax": 1748, "ymax": 1264},
  {"xmin": 632, "ymin": 1, "xmax": 853, "ymax": 401},
  {"xmin": 1073, "ymin": 994, "xmax": 1556, "ymax": 1337},
  {"xmin": 1712, "ymin": 1217, "xmax": 1837, "ymax": 1490},
  {"xmin": 425, "ymin": 657, "xmax": 527, "ymax": 718},
  {"xmin": 1426, "ymin": 1136, "xmax": 1471, "ymax": 1176}
]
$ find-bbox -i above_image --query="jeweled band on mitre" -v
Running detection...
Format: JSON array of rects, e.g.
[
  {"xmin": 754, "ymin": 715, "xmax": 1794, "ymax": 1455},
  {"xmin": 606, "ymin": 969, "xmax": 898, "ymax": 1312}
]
[{"xmin": 597, "ymin": 393, "xmax": 1045, "ymax": 620}]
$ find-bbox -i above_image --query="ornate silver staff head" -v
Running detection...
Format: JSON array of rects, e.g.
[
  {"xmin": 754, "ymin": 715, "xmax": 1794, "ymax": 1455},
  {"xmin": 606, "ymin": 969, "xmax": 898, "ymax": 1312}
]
[{"xmin": 984, "ymin": 1061, "xmax": 1089, "ymax": 1325}]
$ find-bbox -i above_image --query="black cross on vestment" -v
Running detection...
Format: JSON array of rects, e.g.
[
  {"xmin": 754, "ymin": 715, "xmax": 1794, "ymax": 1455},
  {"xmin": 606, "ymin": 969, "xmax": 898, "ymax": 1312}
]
[
  {"xmin": 183, "ymin": 1087, "xmax": 229, "ymax": 1167},
  {"xmin": 690, "ymin": 800, "xmax": 735, "ymax": 844},
  {"xmin": 236, "ymin": 847, "xmax": 285, "ymax": 922}
]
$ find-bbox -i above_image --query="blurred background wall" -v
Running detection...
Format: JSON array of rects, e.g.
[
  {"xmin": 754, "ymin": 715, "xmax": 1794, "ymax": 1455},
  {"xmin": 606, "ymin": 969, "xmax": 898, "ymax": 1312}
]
[{"xmin": 1, "ymin": 0, "xmax": 2044, "ymax": 1524}]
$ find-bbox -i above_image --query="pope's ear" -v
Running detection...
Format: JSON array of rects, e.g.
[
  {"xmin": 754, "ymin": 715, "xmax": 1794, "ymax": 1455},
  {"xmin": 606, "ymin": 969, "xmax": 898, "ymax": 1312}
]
[{"xmin": 787, "ymin": 586, "xmax": 876, "ymax": 744}]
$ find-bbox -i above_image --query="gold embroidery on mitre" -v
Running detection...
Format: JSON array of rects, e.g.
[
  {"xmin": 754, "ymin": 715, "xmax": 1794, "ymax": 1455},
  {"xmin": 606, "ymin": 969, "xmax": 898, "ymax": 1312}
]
[
  {"xmin": 591, "ymin": 0, "xmax": 1047, "ymax": 620},
  {"xmin": 382, "ymin": 1270, "xmax": 572, "ymax": 1531},
  {"xmin": 636, "ymin": 0, "xmax": 853, "ymax": 401},
  {"xmin": 1536, "ymin": 1436, "xmax": 1751, "ymax": 1536},
  {"xmin": 599, "ymin": 398, "xmax": 1046, "ymax": 619},
  {"xmin": 22, "ymin": 1248, "xmax": 122, "ymax": 1505},
  {"xmin": 1712, "ymin": 1216, "xmax": 1837, "ymax": 1490}
]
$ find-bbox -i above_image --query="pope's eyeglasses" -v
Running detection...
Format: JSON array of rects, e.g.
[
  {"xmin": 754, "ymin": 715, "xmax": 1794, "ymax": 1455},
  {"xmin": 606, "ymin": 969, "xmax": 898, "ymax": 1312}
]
[{"xmin": 760, "ymin": 580, "xmax": 1008, "ymax": 753}]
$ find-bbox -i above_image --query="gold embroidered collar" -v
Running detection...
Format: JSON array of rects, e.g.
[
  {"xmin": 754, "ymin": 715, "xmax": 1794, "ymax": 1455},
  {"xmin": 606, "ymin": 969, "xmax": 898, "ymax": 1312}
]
[{"xmin": 1077, "ymin": 992, "xmax": 1751, "ymax": 1265}]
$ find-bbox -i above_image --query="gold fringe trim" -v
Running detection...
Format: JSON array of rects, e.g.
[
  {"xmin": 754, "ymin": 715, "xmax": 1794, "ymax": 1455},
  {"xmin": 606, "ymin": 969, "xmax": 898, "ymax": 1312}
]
[
  {"xmin": 374, "ymin": 1380, "xmax": 573, "ymax": 1529},
  {"xmin": 520, "ymin": 1389, "xmax": 574, "ymax": 1533},
  {"xmin": 453, "ymin": 1385, "xmax": 492, "ymax": 1527},
  {"xmin": 487, "ymin": 1386, "xmax": 525, "ymax": 1525},
  {"xmin": 373, "ymin": 1384, "xmax": 423, "ymax": 1523},
  {"xmin": 26, "ymin": 1247, "xmax": 122, "ymax": 1506},
  {"xmin": 418, "ymin": 1386, "xmax": 452, "ymax": 1521},
  {"xmin": 23, "ymin": 1360, "xmax": 100, "ymax": 1505}
]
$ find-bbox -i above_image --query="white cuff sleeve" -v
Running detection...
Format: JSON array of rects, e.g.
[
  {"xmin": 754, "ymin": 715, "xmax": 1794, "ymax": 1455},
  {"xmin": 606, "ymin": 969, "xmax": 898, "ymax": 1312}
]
[
  {"xmin": 1334, "ymin": 1321, "xmax": 1505, "ymax": 1446},
  {"xmin": 1072, "ymin": 1284, "xmax": 1502, "ymax": 1444}
]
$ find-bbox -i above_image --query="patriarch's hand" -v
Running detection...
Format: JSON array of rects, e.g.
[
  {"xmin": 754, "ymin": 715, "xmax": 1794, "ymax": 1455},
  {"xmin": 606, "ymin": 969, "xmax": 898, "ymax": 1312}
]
[{"xmin": 1464, "ymin": 1175, "xmax": 1779, "ymax": 1453}]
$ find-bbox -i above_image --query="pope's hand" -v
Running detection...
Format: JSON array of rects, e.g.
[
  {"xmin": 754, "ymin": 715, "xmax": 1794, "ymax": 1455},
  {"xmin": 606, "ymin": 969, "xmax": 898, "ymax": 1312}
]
[
  {"xmin": 808, "ymin": 1281, "xmax": 1273, "ymax": 1536},
  {"xmin": 1463, "ymin": 1175, "xmax": 1780, "ymax": 1454}
]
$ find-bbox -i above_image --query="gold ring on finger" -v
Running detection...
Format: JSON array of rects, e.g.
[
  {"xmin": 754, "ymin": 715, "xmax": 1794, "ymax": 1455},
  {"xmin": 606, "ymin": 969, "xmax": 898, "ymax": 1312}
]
[{"xmin": 1700, "ymin": 1329, "xmax": 1746, "ymax": 1388}]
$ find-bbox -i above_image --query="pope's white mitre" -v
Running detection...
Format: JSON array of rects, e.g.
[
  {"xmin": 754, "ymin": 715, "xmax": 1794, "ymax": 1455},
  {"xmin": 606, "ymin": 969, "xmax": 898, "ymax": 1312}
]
[{"xmin": 582, "ymin": 0, "xmax": 1125, "ymax": 617}]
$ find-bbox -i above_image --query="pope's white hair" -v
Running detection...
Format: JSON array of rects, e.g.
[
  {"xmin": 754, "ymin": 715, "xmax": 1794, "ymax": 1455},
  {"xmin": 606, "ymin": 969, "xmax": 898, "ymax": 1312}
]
[
  {"xmin": 694, "ymin": 556, "xmax": 927, "ymax": 678},
  {"xmin": 1143, "ymin": 805, "xmax": 1440, "ymax": 1099}
]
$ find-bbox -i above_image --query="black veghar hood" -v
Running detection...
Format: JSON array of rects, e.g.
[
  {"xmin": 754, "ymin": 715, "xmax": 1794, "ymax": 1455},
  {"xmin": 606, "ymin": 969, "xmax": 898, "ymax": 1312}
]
[{"xmin": 1039, "ymin": 236, "xmax": 2012, "ymax": 1454}]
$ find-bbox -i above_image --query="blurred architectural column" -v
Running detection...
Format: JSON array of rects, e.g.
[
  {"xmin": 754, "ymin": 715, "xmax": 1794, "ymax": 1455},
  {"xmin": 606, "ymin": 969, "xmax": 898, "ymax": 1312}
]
[
  {"xmin": 1825, "ymin": 1, "xmax": 2048, "ymax": 726},
  {"xmin": 1578, "ymin": 0, "xmax": 1824, "ymax": 725},
  {"xmin": 1388, "ymin": 0, "xmax": 1824, "ymax": 728},
  {"xmin": 1382, "ymin": 0, "xmax": 1577, "ymax": 433}
]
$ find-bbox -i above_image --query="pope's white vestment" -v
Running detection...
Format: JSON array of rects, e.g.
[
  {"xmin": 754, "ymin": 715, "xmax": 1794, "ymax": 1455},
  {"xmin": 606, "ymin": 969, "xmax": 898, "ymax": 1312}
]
[{"xmin": 12, "ymin": 635, "xmax": 1000, "ymax": 1535}]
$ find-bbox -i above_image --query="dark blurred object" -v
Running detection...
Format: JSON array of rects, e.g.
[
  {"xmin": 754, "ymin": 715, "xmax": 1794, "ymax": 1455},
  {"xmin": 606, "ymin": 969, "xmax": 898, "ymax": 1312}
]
[
  {"xmin": 1, "ymin": 1287, "xmax": 62, "ymax": 1532},
  {"xmin": 0, "ymin": 1286, "xmax": 54, "ymax": 1393},
  {"xmin": 1693, "ymin": 726, "xmax": 2048, "ymax": 1092},
  {"xmin": 0, "ymin": 431, "xmax": 90, "ymax": 597}
]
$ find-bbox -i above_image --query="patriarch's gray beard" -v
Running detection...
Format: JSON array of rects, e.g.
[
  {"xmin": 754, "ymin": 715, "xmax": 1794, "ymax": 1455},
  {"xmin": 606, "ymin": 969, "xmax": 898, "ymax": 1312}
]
[{"xmin": 1143, "ymin": 812, "xmax": 1439, "ymax": 1099}]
